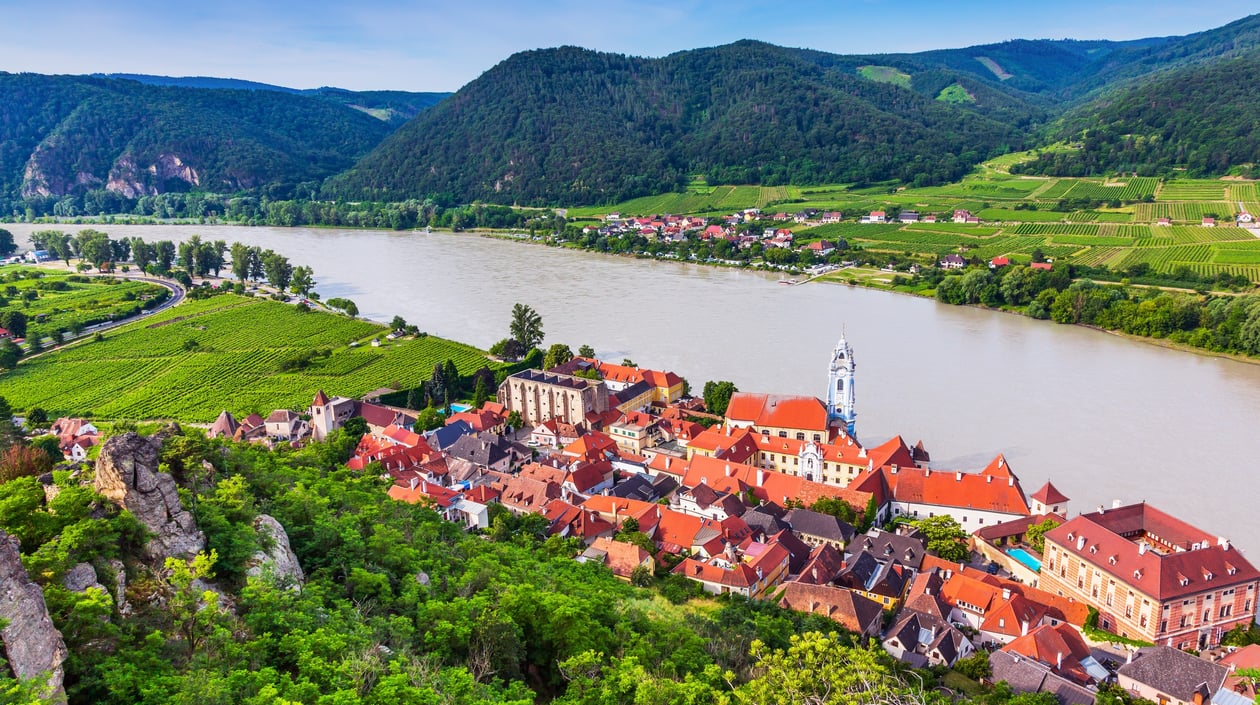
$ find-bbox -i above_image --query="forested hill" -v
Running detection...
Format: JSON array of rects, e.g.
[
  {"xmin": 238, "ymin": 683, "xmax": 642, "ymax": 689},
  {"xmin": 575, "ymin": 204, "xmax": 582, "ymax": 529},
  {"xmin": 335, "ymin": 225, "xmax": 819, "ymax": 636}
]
[
  {"xmin": 0, "ymin": 73, "xmax": 407, "ymax": 204},
  {"xmin": 97, "ymin": 74, "xmax": 451, "ymax": 127},
  {"xmin": 1012, "ymin": 50, "xmax": 1260, "ymax": 178},
  {"xmin": 324, "ymin": 41, "xmax": 1034, "ymax": 206}
]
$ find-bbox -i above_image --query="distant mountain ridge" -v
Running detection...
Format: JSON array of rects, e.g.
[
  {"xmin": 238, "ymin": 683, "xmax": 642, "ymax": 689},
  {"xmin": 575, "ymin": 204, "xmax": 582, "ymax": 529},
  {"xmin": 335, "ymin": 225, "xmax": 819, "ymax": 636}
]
[
  {"xmin": 4, "ymin": 13, "xmax": 1260, "ymax": 209},
  {"xmin": 0, "ymin": 72, "xmax": 451, "ymax": 207},
  {"xmin": 327, "ymin": 13, "xmax": 1260, "ymax": 206}
]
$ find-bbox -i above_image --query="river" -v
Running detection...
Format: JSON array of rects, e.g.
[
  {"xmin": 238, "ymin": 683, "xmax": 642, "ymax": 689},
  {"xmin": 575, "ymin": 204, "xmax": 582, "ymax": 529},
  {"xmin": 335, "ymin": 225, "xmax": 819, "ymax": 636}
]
[{"xmin": 12, "ymin": 223, "xmax": 1260, "ymax": 556}]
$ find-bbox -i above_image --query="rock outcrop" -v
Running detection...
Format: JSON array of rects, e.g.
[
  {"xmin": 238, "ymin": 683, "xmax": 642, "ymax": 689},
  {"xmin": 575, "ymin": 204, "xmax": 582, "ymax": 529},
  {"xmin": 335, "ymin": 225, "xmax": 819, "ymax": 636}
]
[
  {"xmin": 246, "ymin": 514, "xmax": 304, "ymax": 586},
  {"xmin": 93, "ymin": 433, "xmax": 205, "ymax": 561},
  {"xmin": 62, "ymin": 563, "xmax": 105, "ymax": 594},
  {"xmin": 107, "ymin": 559, "xmax": 131, "ymax": 617},
  {"xmin": 0, "ymin": 530, "xmax": 67, "ymax": 701}
]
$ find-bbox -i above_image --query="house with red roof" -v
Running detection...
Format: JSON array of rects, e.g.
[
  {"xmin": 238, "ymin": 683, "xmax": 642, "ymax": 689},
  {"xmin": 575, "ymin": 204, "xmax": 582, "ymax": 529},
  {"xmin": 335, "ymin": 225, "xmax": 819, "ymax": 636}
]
[
  {"xmin": 778, "ymin": 581, "xmax": 885, "ymax": 638},
  {"xmin": 686, "ymin": 425, "xmax": 759, "ymax": 463},
  {"xmin": 672, "ymin": 540, "xmax": 790, "ymax": 599},
  {"xmin": 544, "ymin": 500, "xmax": 614, "ymax": 544},
  {"xmin": 387, "ymin": 478, "xmax": 489, "ymax": 529},
  {"xmin": 724, "ymin": 392, "xmax": 833, "ymax": 443},
  {"xmin": 883, "ymin": 454, "xmax": 1031, "ymax": 534},
  {"xmin": 1040, "ymin": 502, "xmax": 1259, "ymax": 649},
  {"xmin": 1029, "ymin": 481, "xmax": 1070, "ymax": 516},
  {"xmin": 580, "ymin": 537, "xmax": 654, "ymax": 581},
  {"xmin": 1000, "ymin": 623, "xmax": 1110, "ymax": 685},
  {"xmin": 530, "ymin": 418, "xmax": 583, "ymax": 448},
  {"xmin": 447, "ymin": 406, "xmax": 504, "ymax": 434},
  {"xmin": 861, "ymin": 211, "xmax": 887, "ymax": 224},
  {"xmin": 562, "ymin": 431, "xmax": 618, "ymax": 462}
]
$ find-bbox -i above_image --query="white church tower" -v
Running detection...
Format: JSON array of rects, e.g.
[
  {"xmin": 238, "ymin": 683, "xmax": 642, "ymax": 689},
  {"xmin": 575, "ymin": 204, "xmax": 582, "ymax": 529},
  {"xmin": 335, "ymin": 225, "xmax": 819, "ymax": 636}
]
[{"xmin": 826, "ymin": 334, "xmax": 856, "ymax": 437}]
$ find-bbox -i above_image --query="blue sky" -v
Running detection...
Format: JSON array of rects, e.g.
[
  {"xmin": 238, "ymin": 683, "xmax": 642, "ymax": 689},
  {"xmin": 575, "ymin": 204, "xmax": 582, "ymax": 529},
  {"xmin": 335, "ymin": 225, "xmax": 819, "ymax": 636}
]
[{"xmin": 0, "ymin": 0, "xmax": 1255, "ymax": 91}]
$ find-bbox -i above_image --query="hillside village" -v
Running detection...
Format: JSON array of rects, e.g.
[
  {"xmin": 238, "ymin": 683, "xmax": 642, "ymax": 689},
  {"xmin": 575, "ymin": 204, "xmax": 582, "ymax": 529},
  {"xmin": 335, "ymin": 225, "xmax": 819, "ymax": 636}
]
[{"xmin": 42, "ymin": 336, "xmax": 1255, "ymax": 705}]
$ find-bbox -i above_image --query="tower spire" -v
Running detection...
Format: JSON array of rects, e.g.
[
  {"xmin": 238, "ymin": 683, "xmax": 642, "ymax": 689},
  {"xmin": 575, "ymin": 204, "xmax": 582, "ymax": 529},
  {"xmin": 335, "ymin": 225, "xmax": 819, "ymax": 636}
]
[{"xmin": 826, "ymin": 332, "xmax": 856, "ymax": 437}]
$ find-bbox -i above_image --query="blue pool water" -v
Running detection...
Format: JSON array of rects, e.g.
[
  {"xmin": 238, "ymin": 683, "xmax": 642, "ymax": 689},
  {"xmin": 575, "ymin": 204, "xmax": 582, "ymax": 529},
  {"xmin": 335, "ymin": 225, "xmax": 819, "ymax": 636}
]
[
  {"xmin": 447, "ymin": 403, "xmax": 472, "ymax": 414},
  {"xmin": 1008, "ymin": 548, "xmax": 1043, "ymax": 572}
]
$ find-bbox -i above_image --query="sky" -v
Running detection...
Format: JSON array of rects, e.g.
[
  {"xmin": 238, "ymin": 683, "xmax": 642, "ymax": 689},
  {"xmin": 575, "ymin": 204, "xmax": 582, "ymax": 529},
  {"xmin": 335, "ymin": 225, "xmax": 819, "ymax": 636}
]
[{"xmin": 0, "ymin": 0, "xmax": 1256, "ymax": 92}]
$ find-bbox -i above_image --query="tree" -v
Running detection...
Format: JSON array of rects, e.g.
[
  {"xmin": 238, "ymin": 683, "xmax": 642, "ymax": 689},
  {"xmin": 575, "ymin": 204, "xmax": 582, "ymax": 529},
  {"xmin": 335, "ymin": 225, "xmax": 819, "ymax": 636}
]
[
  {"xmin": 290, "ymin": 265, "xmax": 315, "ymax": 297},
  {"xmin": 509, "ymin": 303, "xmax": 544, "ymax": 350},
  {"xmin": 132, "ymin": 239, "xmax": 155, "ymax": 272},
  {"xmin": 0, "ymin": 228, "xmax": 15, "ymax": 257},
  {"xmin": 1, "ymin": 311, "xmax": 28, "ymax": 338},
  {"xmin": 1024, "ymin": 518, "xmax": 1060, "ymax": 553},
  {"xmin": 155, "ymin": 241, "xmax": 177, "ymax": 273},
  {"xmin": 472, "ymin": 375, "xmax": 490, "ymax": 408},
  {"xmin": 910, "ymin": 515, "xmax": 970, "ymax": 562},
  {"xmin": 703, "ymin": 380, "xmax": 738, "ymax": 416},
  {"xmin": 543, "ymin": 343, "xmax": 573, "ymax": 370},
  {"xmin": 0, "ymin": 340, "xmax": 22, "ymax": 370},
  {"xmin": 414, "ymin": 407, "xmax": 444, "ymax": 431},
  {"xmin": 391, "ymin": 315, "xmax": 408, "ymax": 332},
  {"xmin": 577, "ymin": 344, "xmax": 595, "ymax": 358},
  {"xmin": 261, "ymin": 250, "xmax": 293, "ymax": 292},
  {"xmin": 230, "ymin": 242, "xmax": 252, "ymax": 282},
  {"xmin": 25, "ymin": 407, "xmax": 48, "ymax": 426},
  {"xmin": 809, "ymin": 497, "xmax": 857, "ymax": 525},
  {"xmin": 164, "ymin": 550, "xmax": 225, "ymax": 663},
  {"xmin": 737, "ymin": 631, "xmax": 929, "ymax": 705}
]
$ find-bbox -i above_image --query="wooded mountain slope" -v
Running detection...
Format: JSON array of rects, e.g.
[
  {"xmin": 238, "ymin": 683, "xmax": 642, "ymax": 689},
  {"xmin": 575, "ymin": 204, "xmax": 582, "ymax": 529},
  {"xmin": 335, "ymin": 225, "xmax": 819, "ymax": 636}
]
[
  {"xmin": 1013, "ymin": 50, "xmax": 1260, "ymax": 177},
  {"xmin": 325, "ymin": 42, "xmax": 1035, "ymax": 206},
  {"xmin": 0, "ymin": 73, "xmax": 399, "ymax": 201}
]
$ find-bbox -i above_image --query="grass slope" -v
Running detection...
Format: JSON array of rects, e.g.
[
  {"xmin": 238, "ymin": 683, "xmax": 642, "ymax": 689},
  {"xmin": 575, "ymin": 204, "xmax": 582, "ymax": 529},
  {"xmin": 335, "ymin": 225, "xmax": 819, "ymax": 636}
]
[{"xmin": 0, "ymin": 294, "xmax": 496, "ymax": 421}]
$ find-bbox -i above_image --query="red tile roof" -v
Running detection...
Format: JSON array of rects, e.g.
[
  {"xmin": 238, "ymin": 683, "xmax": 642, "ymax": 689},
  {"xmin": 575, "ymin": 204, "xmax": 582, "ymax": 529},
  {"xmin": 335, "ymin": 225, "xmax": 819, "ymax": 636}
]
[
  {"xmin": 882, "ymin": 456, "xmax": 1029, "ymax": 515},
  {"xmin": 1002, "ymin": 623, "xmax": 1094, "ymax": 683},
  {"xmin": 588, "ymin": 536, "xmax": 652, "ymax": 579},
  {"xmin": 1030, "ymin": 481, "xmax": 1070, "ymax": 506},
  {"xmin": 1044, "ymin": 502, "xmax": 1260, "ymax": 601},
  {"xmin": 725, "ymin": 393, "xmax": 830, "ymax": 433}
]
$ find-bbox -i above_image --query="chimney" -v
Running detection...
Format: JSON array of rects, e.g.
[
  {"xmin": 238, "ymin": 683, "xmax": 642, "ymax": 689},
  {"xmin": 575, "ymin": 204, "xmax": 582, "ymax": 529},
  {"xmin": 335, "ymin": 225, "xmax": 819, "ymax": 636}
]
[
  {"xmin": 986, "ymin": 475, "xmax": 992, "ymax": 484},
  {"xmin": 1008, "ymin": 476, "xmax": 1014, "ymax": 487},
  {"xmin": 725, "ymin": 463, "xmax": 733, "ymax": 477},
  {"xmin": 1056, "ymin": 652, "xmax": 1063, "ymax": 670},
  {"xmin": 956, "ymin": 471, "xmax": 963, "ymax": 481},
  {"xmin": 1138, "ymin": 542, "xmax": 1148, "ymax": 555},
  {"xmin": 1022, "ymin": 620, "xmax": 1029, "ymax": 636},
  {"xmin": 420, "ymin": 480, "xmax": 428, "ymax": 493},
  {"xmin": 1002, "ymin": 587, "xmax": 1012, "ymax": 600},
  {"xmin": 1098, "ymin": 505, "xmax": 1106, "ymax": 514},
  {"xmin": 1218, "ymin": 537, "xmax": 1232, "ymax": 551},
  {"xmin": 1112, "ymin": 499, "xmax": 1122, "ymax": 509},
  {"xmin": 410, "ymin": 477, "xmax": 419, "ymax": 490},
  {"xmin": 1077, "ymin": 536, "xmax": 1087, "ymax": 551},
  {"xmin": 756, "ymin": 469, "xmax": 766, "ymax": 486}
]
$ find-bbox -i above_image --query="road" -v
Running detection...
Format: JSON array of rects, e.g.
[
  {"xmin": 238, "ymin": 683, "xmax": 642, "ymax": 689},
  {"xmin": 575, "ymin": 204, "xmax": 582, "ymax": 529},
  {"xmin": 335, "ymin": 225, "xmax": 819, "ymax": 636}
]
[{"xmin": 17, "ymin": 271, "xmax": 185, "ymax": 357}]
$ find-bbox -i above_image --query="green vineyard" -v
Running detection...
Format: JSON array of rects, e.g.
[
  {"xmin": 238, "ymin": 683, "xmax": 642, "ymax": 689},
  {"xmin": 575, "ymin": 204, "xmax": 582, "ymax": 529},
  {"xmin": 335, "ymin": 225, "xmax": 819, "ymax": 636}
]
[{"xmin": 0, "ymin": 295, "xmax": 497, "ymax": 421}]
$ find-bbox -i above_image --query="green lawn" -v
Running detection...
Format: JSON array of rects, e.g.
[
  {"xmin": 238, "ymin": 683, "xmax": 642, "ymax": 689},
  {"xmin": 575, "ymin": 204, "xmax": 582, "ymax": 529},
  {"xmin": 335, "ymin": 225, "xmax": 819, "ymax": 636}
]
[{"xmin": 0, "ymin": 294, "xmax": 498, "ymax": 421}]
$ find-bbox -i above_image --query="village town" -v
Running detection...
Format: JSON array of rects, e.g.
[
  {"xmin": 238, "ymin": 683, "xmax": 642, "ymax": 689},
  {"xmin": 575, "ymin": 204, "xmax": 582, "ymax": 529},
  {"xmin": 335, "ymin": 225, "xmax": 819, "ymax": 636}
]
[{"xmin": 46, "ymin": 334, "xmax": 1260, "ymax": 705}]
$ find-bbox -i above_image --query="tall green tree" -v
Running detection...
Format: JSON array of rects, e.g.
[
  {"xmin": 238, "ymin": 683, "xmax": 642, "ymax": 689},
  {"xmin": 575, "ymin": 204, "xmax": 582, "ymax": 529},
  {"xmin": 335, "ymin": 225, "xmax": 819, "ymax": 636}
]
[
  {"xmin": 703, "ymin": 380, "xmax": 738, "ymax": 416},
  {"xmin": 290, "ymin": 266, "xmax": 315, "ymax": 297},
  {"xmin": 509, "ymin": 303, "xmax": 544, "ymax": 350},
  {"xmin": 229, "ymin": 242, "xmax": 251, "ymax": 282},
  {"xmin": 543, "ymin": 343, "xmax": 573, "ymax": 370}
]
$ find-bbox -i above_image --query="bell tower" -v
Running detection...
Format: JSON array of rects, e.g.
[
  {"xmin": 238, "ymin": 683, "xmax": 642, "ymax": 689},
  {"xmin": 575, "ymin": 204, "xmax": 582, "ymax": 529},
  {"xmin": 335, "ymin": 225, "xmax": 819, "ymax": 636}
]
[{"xmin": 826, "ymin": 334, "xmax": 856, "ymax": 437}]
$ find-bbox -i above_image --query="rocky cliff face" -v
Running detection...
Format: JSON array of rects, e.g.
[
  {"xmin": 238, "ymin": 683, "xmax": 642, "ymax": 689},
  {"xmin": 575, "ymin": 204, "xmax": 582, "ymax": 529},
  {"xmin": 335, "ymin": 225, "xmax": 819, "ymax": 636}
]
[
  {"xmin": 105, "ymin": 153, "xmax": 201, "ymax": 198},
  {"xmin": 93, "ymin": 433, "xmax": 205, "ymax": 561},
  {"xmin": 0, "ymin": 530, "xmax": 67, "ymax": 701},
  {"xmin": 246, "ymin": 514, "xmax": 304, "ymax": 587}
]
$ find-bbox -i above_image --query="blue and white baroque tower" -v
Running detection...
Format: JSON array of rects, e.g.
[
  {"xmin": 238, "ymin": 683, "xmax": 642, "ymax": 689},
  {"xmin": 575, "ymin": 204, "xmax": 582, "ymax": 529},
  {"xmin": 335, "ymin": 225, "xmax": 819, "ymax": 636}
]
[{"xmin": 826, "ymin": 334, "xmax": 856, "ymax": 437}]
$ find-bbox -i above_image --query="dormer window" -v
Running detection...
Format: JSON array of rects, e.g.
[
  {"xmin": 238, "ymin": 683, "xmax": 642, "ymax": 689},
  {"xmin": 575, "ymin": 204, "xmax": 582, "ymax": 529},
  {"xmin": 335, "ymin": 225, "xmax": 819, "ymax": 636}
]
[
  {"xmin": 1089, "ymin": 545, "xmax": 1098, "ymax": 554},
  {"xmin": 1108, "ymin": 556, "xmax": 1117, "ymax": 565}
]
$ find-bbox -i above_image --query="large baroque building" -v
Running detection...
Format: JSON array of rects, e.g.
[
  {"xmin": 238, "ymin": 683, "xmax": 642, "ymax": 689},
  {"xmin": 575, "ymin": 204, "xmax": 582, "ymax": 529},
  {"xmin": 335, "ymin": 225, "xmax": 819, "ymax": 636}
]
[
  {"xmin": 497, "ymin": 369, "xmax": 609, "ymax": 427},
  {"xmin": 1040, "ymin": 502, "xmax": 1259, "ymax": 649}
]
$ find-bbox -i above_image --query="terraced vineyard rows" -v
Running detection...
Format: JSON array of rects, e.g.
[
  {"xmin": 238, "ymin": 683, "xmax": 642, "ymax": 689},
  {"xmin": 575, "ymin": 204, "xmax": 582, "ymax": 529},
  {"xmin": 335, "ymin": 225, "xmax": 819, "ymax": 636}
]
[
  {"xmin": 1132, "ymin": 202, "xmax": 1237, "ymax": 221},
  {"xmin": 1012, "ymin": 223, "xmax": 1099, "ymax": 236},
  {"xmin": 0, "ymin": 295, "xmax": 498, "ymax": 421},
  {"xmin": 1158, "ymin": 181, "xmax": 1229, "ymax": 200}
]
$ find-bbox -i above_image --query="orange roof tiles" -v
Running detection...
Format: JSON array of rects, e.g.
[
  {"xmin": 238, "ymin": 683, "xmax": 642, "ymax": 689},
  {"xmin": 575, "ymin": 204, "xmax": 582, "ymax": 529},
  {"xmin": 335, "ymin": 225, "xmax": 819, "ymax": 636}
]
[
  {"xmin": 882, "ymin": 458, "xmax": 1030, "ymax": 515},
  {"xmin": 725, "ymin": 393, "xmax": 830, "ymax": 433}
]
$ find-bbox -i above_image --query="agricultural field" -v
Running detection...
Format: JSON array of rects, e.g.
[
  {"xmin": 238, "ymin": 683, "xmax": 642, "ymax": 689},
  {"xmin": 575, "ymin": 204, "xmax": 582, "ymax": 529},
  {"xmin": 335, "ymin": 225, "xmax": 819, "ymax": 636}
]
[
  {"xmin": 1157, "ymin": 180, "xmax": 1231, "ymax": 201},
  {"xmin": 1132, "ymin": 202, "xmax": 1236, "ymax": 222},
  {"xmin": 977, "ymin": 209, "xmax": 1069, "ymax": 222},
  {"xmin": 0, "ymin": 294, "xmax": 497, "ymax": 421},
  {"xmin": 0, "ymin": 268, "xmax": 168, "ymax": 341}
]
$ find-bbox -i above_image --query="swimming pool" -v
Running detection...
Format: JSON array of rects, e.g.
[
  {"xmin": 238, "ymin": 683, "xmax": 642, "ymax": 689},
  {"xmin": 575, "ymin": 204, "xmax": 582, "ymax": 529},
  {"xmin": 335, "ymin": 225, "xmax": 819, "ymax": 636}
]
[
  {"xmin": 1007, "ymin": 547, "xmax": 1043, "ymax": 573},
  {"xmin": 447, "ymin": 403, "xmax": 472, "ymax": 414}
]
